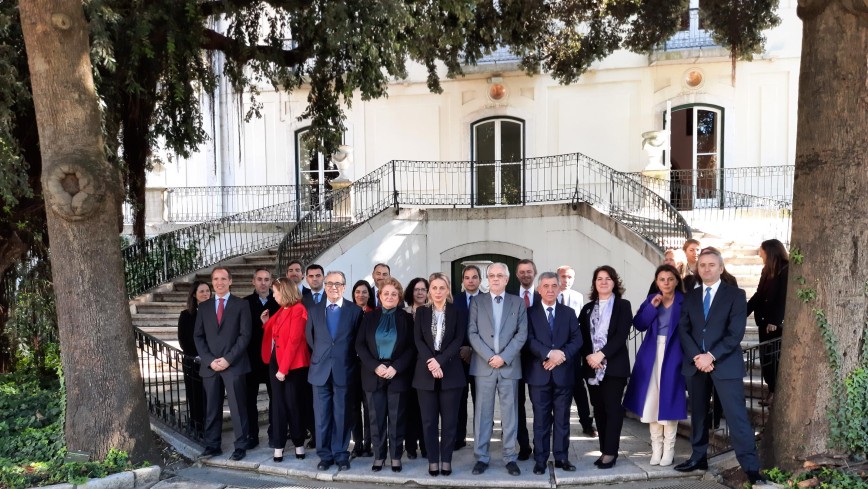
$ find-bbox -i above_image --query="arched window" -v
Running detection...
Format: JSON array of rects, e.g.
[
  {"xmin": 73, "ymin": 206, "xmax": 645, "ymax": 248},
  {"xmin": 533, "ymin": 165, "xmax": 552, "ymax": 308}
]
[{"xmin": 471, "ymin": 117, "xmax": 525, "ymax": 206}]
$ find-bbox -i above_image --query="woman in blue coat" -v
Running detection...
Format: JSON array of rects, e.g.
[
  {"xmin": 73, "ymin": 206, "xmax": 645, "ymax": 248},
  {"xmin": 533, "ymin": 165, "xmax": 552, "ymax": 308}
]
[{"xmin": 623, "ymin": 264, "xmax": 686, "ymax": 467}]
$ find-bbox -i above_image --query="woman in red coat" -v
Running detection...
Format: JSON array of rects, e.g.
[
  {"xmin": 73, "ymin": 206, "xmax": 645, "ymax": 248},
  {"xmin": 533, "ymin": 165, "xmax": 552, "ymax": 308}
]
[{"xmin": 260, "ymin": 277, "xmax": 309, "ymax": 462}]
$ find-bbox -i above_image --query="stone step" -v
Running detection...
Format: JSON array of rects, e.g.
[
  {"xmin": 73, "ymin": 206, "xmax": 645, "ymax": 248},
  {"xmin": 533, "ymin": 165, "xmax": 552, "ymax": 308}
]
[
  {"xmin": 133, "ymin": 313, "xmax": 184, "ymax": 327},
  {"xmin": 135, "ymin": 302, "xmax": 186, "ymax": 314}
]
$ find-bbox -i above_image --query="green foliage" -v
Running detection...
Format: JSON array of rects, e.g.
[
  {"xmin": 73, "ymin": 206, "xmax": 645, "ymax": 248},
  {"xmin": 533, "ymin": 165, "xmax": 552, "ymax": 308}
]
[
  {"xmin": 702, "ymin": 0, "xmax": 781, "ymax": 60},
  {"xmin": 123, "ymin": 235, "xmax": 200, "ymax": 297},
  {"xmin": 838, "ymin": 368, "xmax": 868, "ymax": 456},
  {"xmin": 0, "ymin": 0, "xmax": 32, "ymax": 210},
  {"xmin": 790, "ymin": 246, "xmax": 804, "ymax": 265},
  {"xmin": 797, "ymin": 286, "xmax": 817, "ymax": 303},
  {"xmin": 4, "ymin": 257, "xmax": 58, "ymax": 373},
  {"xmin": 762, "ymin": 466, "xmax": 868, "ymax": 489},
  {"xmin": 763, "ymin": 466, "xmax": 793, "ymax": 483},
  {"xmin": 0, "ymin": 370, "xmax": 64, "ymax": 467}
]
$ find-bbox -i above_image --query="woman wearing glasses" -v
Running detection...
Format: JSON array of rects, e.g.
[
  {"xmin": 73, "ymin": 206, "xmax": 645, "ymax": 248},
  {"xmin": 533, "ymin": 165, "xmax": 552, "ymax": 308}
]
[
  {"xmin": 578, "ymin": 266, "xmax": 632, "ymax": 469},
  {"xmin": 355, "ymin": 277, "xmax": 416, "ymax": 472}
]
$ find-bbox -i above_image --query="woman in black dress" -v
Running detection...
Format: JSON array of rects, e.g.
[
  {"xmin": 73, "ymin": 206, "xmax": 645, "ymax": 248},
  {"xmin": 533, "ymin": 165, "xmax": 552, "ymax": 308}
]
[
  {"xmin": 578, "ymin": 266, "xmax": 632, "ymax": 469},
  {"xmin": 177, "ymin": 280, "xmax": 211, "ymax": 435},
  {"xmin": 355, "ymin": 277, "xmax": 416, "ymax": 472},
  {"xmin": 747, "ymin": 239, "xmax": 789, "ymax": 406},
  {"xmin": 413, "ymin": 273, "xmax": 466, "ymax": 476}
]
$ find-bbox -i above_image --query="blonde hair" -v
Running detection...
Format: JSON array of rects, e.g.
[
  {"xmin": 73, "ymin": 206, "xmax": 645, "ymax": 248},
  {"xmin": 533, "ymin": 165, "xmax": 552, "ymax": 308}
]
[
  {"xmin": 378, "ymin": 277, "xmax": 405, "ymax": 304},
  {"xmin": 427, "ymin": 272, "xmax": 454, "ymax": 304},
  {"xmin": 272, "ymin": 277, "xmax": 302, "ymax": 307}
]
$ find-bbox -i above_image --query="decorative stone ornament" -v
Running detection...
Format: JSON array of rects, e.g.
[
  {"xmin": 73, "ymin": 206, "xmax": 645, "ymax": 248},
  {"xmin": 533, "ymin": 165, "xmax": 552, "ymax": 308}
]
[
  {"xmin": 330, "ymin": 145, "xmax": 353, "ymax": 183},
  {"xmin": 683, "ymin": 68, "xmax": 705, "ymax": 90}
]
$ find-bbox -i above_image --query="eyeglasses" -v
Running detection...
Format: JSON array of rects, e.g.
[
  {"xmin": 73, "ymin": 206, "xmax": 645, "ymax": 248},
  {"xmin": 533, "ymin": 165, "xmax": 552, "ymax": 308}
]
[{"xmin": 324, "ymin": 282, "xmax": 345, "ymax": 288}]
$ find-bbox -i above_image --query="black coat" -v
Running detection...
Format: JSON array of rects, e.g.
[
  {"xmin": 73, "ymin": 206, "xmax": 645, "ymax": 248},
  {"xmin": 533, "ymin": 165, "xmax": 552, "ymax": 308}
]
[
  {"xmin": 356, "ymin": 308, "xmax": 416, "ymax": 393},
  {"xmin": 243, "ymin": 292, "xmax": 280, "ymax": 373},
  {"xmin": 578, "ymin": 297, "xmax": 632, "ymax": 379},
  {"xmin": 747, "ymin": 265, "xmax": 788, "ymax": 331},
  {"xmin": 413, "ymin": 303, "xmax": 467, "ymax": 391},
  {"xmin": 177, "ymin": 309, "xmax": 198, "ymax": 356}
]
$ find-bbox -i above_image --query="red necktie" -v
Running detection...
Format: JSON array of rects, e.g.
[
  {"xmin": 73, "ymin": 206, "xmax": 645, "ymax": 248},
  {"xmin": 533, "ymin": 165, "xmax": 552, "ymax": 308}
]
[
  {"xmin": 524, "ymin": 290, "xmax": 530, "ymax": 308},
  {"xmin": 217, "ymin": 297, "xmax": 225, "ymax": 326}
]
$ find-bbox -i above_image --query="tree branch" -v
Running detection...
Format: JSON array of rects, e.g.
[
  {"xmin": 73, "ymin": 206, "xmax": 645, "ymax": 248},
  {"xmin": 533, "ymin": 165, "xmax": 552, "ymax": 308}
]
[
  {"xmin": 199, "ymin": 0, "xmax": 314, "ymax": 18},
  {"xmin": 201, "ymin": 28, "xmax": 312, "ymax": 67}
]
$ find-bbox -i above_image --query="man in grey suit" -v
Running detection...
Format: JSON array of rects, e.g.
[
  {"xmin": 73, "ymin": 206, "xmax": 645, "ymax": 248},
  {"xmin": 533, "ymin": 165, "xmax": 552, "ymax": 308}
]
[
  {"xmin": 194, "ymin": 267, "xmax": 253, "ymax": 461},
  {"xmin": 556, "ymin": 265, "xmax": 585, "ymax": 316},
  {"xmin": 467, "ymin": 262, "xmax": 528, "ymax": 476}
]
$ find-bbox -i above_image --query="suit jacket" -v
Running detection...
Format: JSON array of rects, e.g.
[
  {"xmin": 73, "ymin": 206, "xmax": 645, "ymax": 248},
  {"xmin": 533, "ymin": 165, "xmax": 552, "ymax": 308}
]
[
  {"xmin": 356, "ymin": 308, "xmax": 416, "ymax": 393},
  {"xmin": 523, "ymin": 302, "xmax": 582, "ymax": 387},
  {"xmin": 261, "ymin": 303, "xmax": 310, "ymax": 374},
  {"xmin": 467, "ymin": 293, "xmax": 528, "ymax": 379},
  {"xmin": 244, "ymin": 292, "xmax": 280, "ymax": 373},
  {"xmin": 193, "ymin": 294, "xmax": 253, "ymax": 377},
  {"xmin": 413, "ymin": 303, "xmax": 468, "ymax": 390},
  {"xmin": 508, "ymin": 286, "xmax": 542, "ymax": 309},
  {"xmin": 177, "ymin": 309, "xmax": 199, "ymax": 357},
  {"xmin": 302, "ymin": 289, "xmax": 326, "ymax": 310},
  {"xmin": 301, "ymin": 285, "xmax": 312, "ymax": 297},
  {"xmin": 306, "ymin": 298, "xmax": 363, "ymax": 386},
  {"xmin": 558, "ymin": 289, "xmax": 584, "ymax": 317},
  {"xmin": 578, "ymin": 297, "xmax": 632, "ymax": 379},
  {"xmin": 678, "ymin": 281, "xmax": 747, "ymax": 380}
]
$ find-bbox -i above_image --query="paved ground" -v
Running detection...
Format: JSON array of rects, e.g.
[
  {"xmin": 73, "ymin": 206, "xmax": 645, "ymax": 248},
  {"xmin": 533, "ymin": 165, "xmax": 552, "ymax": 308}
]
[{"xmin": 156, "ymin": 413, "xmax": 736, "ymax": 488}]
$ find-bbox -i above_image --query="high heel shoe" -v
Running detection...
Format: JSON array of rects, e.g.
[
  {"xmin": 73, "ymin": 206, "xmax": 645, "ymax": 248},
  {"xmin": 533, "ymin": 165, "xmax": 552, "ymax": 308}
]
[
  {"xmin": 295, "ymin": 447, "xmax": 305, "ymax": 460},
  {"xmin": 371, "ymin": 459, "xmax": 385, "ymax": 472},
  {"xmin": 428, "ymin": 463, "xmax": 439, "ymax": 476},
  {"xmin": 440, "ymin": 463, "xmax": 452, "ymax": 476},
  {"xmin": 597, "ymin": 454, "xmax": 618, "ymax": 469},
  {"xmin": 273, "ymin": 449, "xmax": 284, "ymax": 463},
  {"xmin": 391, "ymin": 461, "xmax": 402, "ymax": 473},
  {"xmin": 593, "ymin": 456, "xmax": 603, "ymax": 466}
]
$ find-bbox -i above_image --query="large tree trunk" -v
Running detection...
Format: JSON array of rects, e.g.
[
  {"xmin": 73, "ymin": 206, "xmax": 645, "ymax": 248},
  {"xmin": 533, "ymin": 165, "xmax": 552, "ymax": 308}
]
[
  {"xmin": 18, "ymin": 0, "xmax": 154, "ymax": 461},
  {"xmin": 768, "ymin": 1, "xmax": 868, "ymax": 469}
]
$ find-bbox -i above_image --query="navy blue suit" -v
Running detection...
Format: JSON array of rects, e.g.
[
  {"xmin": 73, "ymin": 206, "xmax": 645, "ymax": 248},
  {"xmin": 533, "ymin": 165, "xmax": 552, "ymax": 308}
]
[
  {"xmin": 306, "ymin": 298, "xmax": 363, "ymax": 464},
  {"xmin": 524, "ymin": 302, "xmax": 582, "ymax": 463},
  {"xmin": 678, "ymin": 281, "xmax": 759, "ymax": 471},
  {"xmin": 452, "ymin": 291, "xmax": 477, "ymax": 447}
]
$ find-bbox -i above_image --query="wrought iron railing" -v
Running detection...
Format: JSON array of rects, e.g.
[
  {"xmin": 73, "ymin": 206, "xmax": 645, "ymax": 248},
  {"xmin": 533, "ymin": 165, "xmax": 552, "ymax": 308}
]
[
  {"xmin": 276, "ymin": 153, "xmax": 692, "ymax": 273},
  {"xmin": 626, "ymin": 166, "xmax": 794, "ymax": 244},
  {"xmin": 135, "ymin": 327, "xmax": 205, "ymax": 444},
  {"xmin": 663, "ymin": 8, "xmax": 718, "ymax": 51},
  {"xmin": 123, "ymin": 201, "xmax": 299, "ymax": 298}
]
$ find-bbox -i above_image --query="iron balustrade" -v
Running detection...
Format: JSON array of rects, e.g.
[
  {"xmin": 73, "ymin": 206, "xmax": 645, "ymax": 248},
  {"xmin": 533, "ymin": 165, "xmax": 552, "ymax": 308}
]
[
  {"xmin": 276, "ymin": 153, "xmax": 692, "ymax": 274},
  {"xmin": 123, "ymin": 201, "xmax": 301, "ymax": 298},
  {"xmin": 135, "ymin": 327, "xmax": 205, "ymax": 444},
  {"xmin": 663, "ymin": 8, "xmax": 718, "ymax": 51},
  {"xmin": 627, "ymin": 167, "xmax": 793, "ymax": 244}
]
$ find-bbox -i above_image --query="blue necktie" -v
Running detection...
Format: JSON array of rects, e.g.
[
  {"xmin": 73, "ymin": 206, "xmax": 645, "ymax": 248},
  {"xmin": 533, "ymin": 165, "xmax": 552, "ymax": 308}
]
[
  {"xmin": 467, "ymin": 294, "xmax": 472, "ymax": 308},
  {"xmin": 314, "ymin": 292, "xmax": 321, "ymax": 304},
  {"xmin": 547, "ymin": 306, "xmax": 554, "ymax": 335},
  {"xmin": 703, "ymin": 287, "xmax": 711, "ymax": 320},
  {"xmin": 326, "ymin": 303, "xmax": 339, "ymax": 339},
  {"xmin": 494, "ymin": 296, "xmax": 503, "ymax": 304}
]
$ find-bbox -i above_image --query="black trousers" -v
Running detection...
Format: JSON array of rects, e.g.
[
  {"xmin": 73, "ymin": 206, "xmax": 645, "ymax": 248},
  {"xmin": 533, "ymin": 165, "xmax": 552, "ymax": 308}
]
[
  {"xmin": 203, "ymin": 371, "xmax": 249, "ymax": 450},
  {"xmin": 351, "ymin": 368, "xmax": 371, "ymax": 451},
  {"xmin": 245, "ymin": 361, "xmax": 272, "ymax": 445},
  {"xmin": 586, "ymin": 376, "xmax": 627, "ymax": 456},
  {"xmin": 182, "ymin": 356, "xmax": 206, "ymax": 435},
  {"xmin": 455, "ymin": 371, "xmax": 474, "ymax": 446},
  {"xmin": 404, "ymin": 388, "xmax": 426, "ymax": 454},
  {"xmin": 418, "ymin": 385, "xmax": 462, "ymax": 464},
  {"xmin": 572, "ymin": 378, "xmax": 595, "ymax": 430},
  {"xmin": 758, "ymin": 325, "xmax": 783, "ymax": 393},
  {"xmin": 268, "ymin": 353, "xmax": 307, "ymax": 448},
  {"xmin": 366, "ymin": 388, "xmax": 406, "ymax": 461},
  {"xmin": 530, "ymin": 382, "xmax": 573, "ymax": 463},
  {"xmin": 516, "ymin": 380, "xmax": 531, "ymax": 453}
]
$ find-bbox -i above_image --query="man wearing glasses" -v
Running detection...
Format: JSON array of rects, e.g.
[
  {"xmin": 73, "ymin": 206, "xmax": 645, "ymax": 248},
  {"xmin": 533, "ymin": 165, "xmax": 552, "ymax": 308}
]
[
  {"xmin": 467, "ymin": 262, "xmax": 528, "ymax": 476},
  {"xmin": 306, "ymin": 271, "xmax": 364, "ymax": 471}
]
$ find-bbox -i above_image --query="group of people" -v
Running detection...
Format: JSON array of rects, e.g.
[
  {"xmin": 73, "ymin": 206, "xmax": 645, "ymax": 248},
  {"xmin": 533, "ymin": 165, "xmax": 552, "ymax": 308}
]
[{"xmin": 177, "ymin": 237, "xmax": 788, "ymax": 486}]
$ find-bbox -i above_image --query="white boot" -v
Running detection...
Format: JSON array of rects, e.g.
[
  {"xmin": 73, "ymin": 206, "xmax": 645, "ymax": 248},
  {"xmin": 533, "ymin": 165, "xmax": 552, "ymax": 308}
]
[
  {"xmin": 649, "ymin": 422, "xmax": 664, "ymax": 465},
  {"xmin": 659, "ymin": 420, "xmax": 678, "ymax": 466}
]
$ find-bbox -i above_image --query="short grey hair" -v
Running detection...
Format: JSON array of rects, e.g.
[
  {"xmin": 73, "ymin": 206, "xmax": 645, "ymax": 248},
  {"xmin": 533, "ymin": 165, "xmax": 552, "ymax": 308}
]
[
  {"xmin": 538, "ymin": 271, "xmax": 560, "ymax": 286},
  {"xmin": 698, "ymin": 249, "xmax": 724, "ymax": 266},
  {"xmin": 325, "ymin": 270, "xmax": 347, "ymax": 285},
  {"xmin": 488, "ymin": 262, "xmax": 510, "ymax": 278}
]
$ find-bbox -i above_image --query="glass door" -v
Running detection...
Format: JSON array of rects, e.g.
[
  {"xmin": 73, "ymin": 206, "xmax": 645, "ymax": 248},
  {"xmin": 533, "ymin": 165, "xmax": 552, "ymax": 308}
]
[
  {"xmin": 296, "ymin": 129, "xmax": 340, "ymax": 211},
  {"xmin": 472, "ymin": 118, "xmax": 524, "ymax": 206},
  {"xmin": 669, "ymin": 106, "xmax": 722, "ymax": 210}
]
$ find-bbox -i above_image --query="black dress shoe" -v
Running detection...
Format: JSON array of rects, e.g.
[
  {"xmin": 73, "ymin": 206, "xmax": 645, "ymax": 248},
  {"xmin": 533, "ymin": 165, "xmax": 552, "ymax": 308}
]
[
  {"xmin": 472, "ymin": 461, "xmax": 488, "ymax": 475},
  {"xmin": 674, "ymin": 457, "xmax": 708, "ymax": 472},
  {"xmin": 229, "ymin": 449, "xmax": 246, "ymax": 461},
  {"xmin": 317, "ymin": 460, "xmax": 334, "ymax": 470},
  {"xmin": 198, "ymin": 447, "xmax": 222, "ymax": 458},
  {"xmin": 533, "ymin": 462, "xmax": 546, "ymax": 475},
  {"xmin": 337, "ymin": 460, "xmax": 350, "ymax": 471},
  {"xmin": 555, "ymin": 460, "xmax": 576, "ymax": 471},
  {"xmin": 517, "ymin": 448, "xmax": 532, "ymax": 461},
  {"xmin": 273, "ymin": 455, "xmax": 283, "ymax": 462},
  {"xmin": 406, "ymin": 449, "xmax": 417, "ymax": 459},
  {"xmin": 391, "ymin": 462, "xmax": 402, "ymax": 473},
  {"xmin": 746, "ymin": 470, "xmax": 767, "ymax": 485},
  {"xmin": 506, "ymin": 461, "xmax": 521, "ymax": 476},
  {"xmin": 582, "ymin": 427, "xmax": 599, "ymax": 437}
]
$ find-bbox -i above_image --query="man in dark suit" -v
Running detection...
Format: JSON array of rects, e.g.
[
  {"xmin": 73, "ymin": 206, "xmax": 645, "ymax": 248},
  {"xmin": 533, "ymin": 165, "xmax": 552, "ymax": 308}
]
[
  {"xmin": 509, "ymin": 258, "xmax": 540, "ymax": 460},
  {"xmin": 454, "ymin": 265, "xmax": 481, "ymax": 450},
  {"xmin": 286, "ymin": 259, "xmax": 312, "ymax": 297},
  {"xmin": 243, "ymin": 267, "xmax": 279, "ymax": 449},
  {"xmin": 306, "ymin": 270, "xmax": 363, "ymax": 471},
  {"xmin": 675, "ymin": 249, "xmax": 765, "ymax": 485},
  {"xmin": 524, "ymin": 272, "xmax": 583, "ymax": 474},
  {"xmin": 194, "ymin": 267, "xmax": 253, "ymax": 461},
  {"xmin": 302, "ymin": 263, "xmax": 326, "ymax": 308},
  {"xmin": 468, "ymin": 262, "xmax": 528, "ymax": 476},
  {"xmin": 370, "ymin": 263, "xmax": 390, "ymax": 307},
  {"xmin": 557, "ymin": 265, "xmax": 597, "ymax": 438}
]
